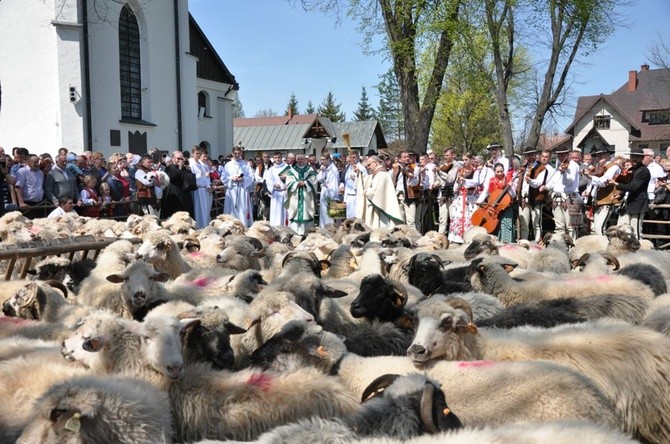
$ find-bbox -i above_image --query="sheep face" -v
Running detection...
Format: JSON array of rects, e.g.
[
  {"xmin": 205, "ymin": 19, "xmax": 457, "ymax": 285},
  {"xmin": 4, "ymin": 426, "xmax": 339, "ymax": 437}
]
[
  {"xmin": 2, "ymin": 283, "xmax": 44, "ymax": 319},
  {"xmin": 228, "ymin": 270, "xmax": 268, "ymax": 303},
  {"xmin": 406, "ymin": 253, "xmax": 449, "ymax": 296},
  {"xmin": 463, "ymin": 234, "xmax": 499, "ymax": 260},
  {"xmin": 249, "ymin": 292, "xmax": 316, "ymax": 337},
  {"xmin": 606, "ymin": 224, "xmax": 640, "ymax": 251},
  {"xmin": 138, "ymin": 316, "xmax": 190, "ymax": 379},
  {"xmin": 351, "ymin": 274, "xmax": 407, "ymax": 321},
  {"xmin": 61, "ymin": 315, "xmax": 115, "ymax": 371},
  {"xmin": 106, "ymin": 263, "xmax": 169, "ymax": 309},
  {"xmin": 135, "ymin": 237, "xmax": 172, "ymax": 264},
  {"xmin": 351, "ymin": 373, "xmax": 462, "ymax": 437},
  {"xmin": 407, "ymin": 305, "xmax": 474, "ymax": 365}
]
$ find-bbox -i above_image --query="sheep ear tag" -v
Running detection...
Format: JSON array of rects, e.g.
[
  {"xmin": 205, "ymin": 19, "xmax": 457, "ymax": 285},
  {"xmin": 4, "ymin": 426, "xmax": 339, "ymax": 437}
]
[
  {"xmin": 466, "ymin": 322, "xmax": 478, "ymax": 335},
  {"xmin": 64, "ymin": 412, "xmax": 82, "ymax": 433}
]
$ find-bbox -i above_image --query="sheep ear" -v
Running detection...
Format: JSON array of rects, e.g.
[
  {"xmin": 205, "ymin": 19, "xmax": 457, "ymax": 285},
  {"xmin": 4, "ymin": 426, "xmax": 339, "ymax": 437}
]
[
  {"xmin": 245, "ymin": 316, "xmax": 261, "ymax": 330},
  {"xmin": 426, "ymin": 383, "xmax": 463, "ymax": 432},
  {"xmin": 361, "ymin": 374, "xmax": 401, "ymax": 402},
  {"xmin": 26, "ymin": 268, "xmax": 37, "ymax": 275},
  {"xmin": 502, "ymin": 263, "xmax": 516, "ymax": 273},
  {"xmin": 224, "ymin": 321, "xmax": 247, "ymax": 335},
  {"xmin": 319, "ymin": 260, "xmax": 332, "ymax": 271},
  {"xmin": 179, "ymin": 318, "xmax": 201, "ymax": 336},
  {"xmin": 151, "ymin": 272, "xmax": 170, "ymax": 283},
  {"xmin": 107, "ymin": 274, "xmax": 124, "ymax": 284},
  {"xmin": 82, "ymin": 336, "xmax": 107, "ymax": 352},
  {"xmin": 571, "ymin": 253, "xmax": 590, "ymax": 270},
  {"xmin": 322, "ymin": 284, "xmax": 348, "ymax": 299}
]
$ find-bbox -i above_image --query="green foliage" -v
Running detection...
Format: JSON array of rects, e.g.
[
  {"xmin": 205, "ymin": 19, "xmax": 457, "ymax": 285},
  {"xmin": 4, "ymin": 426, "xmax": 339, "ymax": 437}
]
[
  {"xmin": 317, "ymin": 91, "xmax": 346, "ymax": 122},
  {"xmin": 285, "ymin": 92, "xmax": 300, "ymax": 115},
  {"xmin": 305, "ymin": 100, "xmax": 316, "ymax": 114},
  {"xmin": 376, "ymin": 67, "xmax": 404, "ymax": 141},
  {"xmin": 353, "ymin": 86, "xmax": 376, "ymax": 120},
  {"xmin": 232, "ymin": 94, "xmax": 245, "ymax": 118}
]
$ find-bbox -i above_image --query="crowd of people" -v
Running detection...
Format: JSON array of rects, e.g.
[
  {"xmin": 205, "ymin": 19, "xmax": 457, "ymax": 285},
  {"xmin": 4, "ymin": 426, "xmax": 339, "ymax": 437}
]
[{"xmin": 2, "ymin": 141, "xmax": 669, "ymax": 246}]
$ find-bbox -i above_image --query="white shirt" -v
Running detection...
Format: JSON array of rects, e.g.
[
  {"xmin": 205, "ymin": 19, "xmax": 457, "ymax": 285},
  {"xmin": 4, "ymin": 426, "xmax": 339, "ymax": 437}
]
[{"xmin": 647, "ymin": 161, "xmax": 666, "ymax": 199}]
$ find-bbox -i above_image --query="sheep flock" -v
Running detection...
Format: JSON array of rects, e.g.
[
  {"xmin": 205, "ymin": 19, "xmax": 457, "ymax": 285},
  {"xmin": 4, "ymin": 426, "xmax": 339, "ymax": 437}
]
[{"xmin": 1, "ymin": 210, "xmax": 669, "ymax": 443}]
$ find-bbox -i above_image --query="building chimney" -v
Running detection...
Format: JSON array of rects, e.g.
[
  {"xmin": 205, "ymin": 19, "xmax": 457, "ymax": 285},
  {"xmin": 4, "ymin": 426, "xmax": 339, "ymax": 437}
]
[
  {"xmin": 641, "ymin": 64, "xmax": 649, "ymax": 71},
  {"xmin": 628, "ymin": 70, "xmax": 637, "ymax": 92},
  {"xmin": 288, "ymin": 107, "xmax": 293, "ymax": 121}
]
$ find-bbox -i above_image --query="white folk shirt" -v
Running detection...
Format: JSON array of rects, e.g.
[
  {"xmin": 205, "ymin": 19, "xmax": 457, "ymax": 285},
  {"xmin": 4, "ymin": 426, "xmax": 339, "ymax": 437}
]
[{"xmin": 547, "ymin": 159, "xmax": 580, "ymax": 195}]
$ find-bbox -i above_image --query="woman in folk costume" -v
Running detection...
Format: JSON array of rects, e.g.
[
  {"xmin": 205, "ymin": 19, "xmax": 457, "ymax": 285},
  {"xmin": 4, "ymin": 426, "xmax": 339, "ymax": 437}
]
[
  {"xmin": 356, "ymin": 155, "xmax": 403, "ymax": 228},
  {"xmin": 263, "ymin": 151, "xmax": 289, "ymax": 227},
  {"xmin": 316, "ymin": 152, "xmax": 341, "ymax": 227},
  {"xmin": 223, "ymin": 147, "xmax": 254, "ymax": 227},
  {"xmin": 283, "ymin": 153, "xmax": 317, "ymax": 235},
  {"xmin": 189, "ymin": 146, "xmax": 212, "ymax": 229},
  {"xmin": 476, "ymin": 162, "xmax": 518, "ymax": 243},
  {"xmin": 448, "ymin": 160, "xmax": 478, "ymax": 244}
]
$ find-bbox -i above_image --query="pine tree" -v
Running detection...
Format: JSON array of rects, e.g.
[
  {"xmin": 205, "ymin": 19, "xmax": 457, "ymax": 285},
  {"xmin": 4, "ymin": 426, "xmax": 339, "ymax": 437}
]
[
  {"xmin": 317, "ymin": 91, "xmax": 345, "ymax": 122},
  {"xmin": 353, "ymin": 86, "xmax": 375, "ymax": 121},
  {"xmin": 232, "ymin": 94, "xmax": 245, "ymax": 118},
  {"xmin": 376, "ymin": 68, "xmax": 403, "ymax": 141},
  {"xmin": 305, "ymin": 100, "xmax": 316, "ymax": 114},
  {"xmin": 285, "ymin": 92, "xmax": 299, "ymax": 116}
]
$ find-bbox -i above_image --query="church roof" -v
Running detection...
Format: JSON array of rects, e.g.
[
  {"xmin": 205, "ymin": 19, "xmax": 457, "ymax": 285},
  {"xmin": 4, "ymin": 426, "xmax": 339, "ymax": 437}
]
[{"xmin": 189, "ymin": 15, "xmax": 237, "ymax": 87}]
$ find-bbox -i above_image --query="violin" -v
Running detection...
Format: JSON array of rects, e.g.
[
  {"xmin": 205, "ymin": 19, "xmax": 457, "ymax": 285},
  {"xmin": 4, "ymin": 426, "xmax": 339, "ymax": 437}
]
[{"xmin": 439, "ymin": 162, "xmax": 454, "ymax": 173}]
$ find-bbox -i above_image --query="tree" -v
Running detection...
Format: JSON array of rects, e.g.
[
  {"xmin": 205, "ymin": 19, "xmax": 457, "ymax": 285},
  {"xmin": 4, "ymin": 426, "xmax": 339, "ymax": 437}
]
[
  {"xmin": 299, "ymin": 0, "xmax": 460, "ymax": 153},
  {"xmin": 317, "ymin": 91, "xmax": 346, "ymax": 122},
  {"xmin": 305, "ymin": 100, "xmax": 316, "ymax": 114},
  {"xmin": 232, "ymin": 94, "xmax": 245, "ymax": 118},
  {"xmin": 254, "ymin": 109, "xmax": 279, "ymax": 117},
  {"xmin": 285, "ymin": 92, "xmax": 300, "ymax": 115},
  {"xmin": 376, "ymin": 67, "xmax": 404, "ymax": 141},
  {"xmin": 353, "ymin": 86, "xmax": 376, "ymax": 120}
]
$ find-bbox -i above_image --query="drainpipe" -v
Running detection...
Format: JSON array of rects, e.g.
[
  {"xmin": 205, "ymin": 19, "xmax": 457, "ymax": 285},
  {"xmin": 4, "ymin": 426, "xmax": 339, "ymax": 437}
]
[
  {"xmin": 173, "ymin": 0, "xmax": 183, "ymax": 149},
  {"xmin": 82, "ymin": 0, "xmax": 93, "ymax": 150}
]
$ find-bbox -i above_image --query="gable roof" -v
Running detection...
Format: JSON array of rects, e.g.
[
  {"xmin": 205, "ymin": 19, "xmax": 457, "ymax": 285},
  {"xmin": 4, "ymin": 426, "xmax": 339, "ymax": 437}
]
[
  {"xmin": 565, "ymin": 67, "xmax": 670, "ymax": 142},
  {"xmin": 189, "ymin": 15, "xmax": 237, "ymax": 87},
  {"xmin": 332, "ymin": 121, "xmax": 387, "ymax": 150},
  {"xmin": 575, "ymin": 127, "xmax": 613, "ymax": 149}
]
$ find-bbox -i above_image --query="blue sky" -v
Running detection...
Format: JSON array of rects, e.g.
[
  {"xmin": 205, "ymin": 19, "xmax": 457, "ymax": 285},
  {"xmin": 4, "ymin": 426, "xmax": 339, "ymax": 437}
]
[{"xmin": 189, "ymin": 0, "xmax": 669, "ymax": 134}]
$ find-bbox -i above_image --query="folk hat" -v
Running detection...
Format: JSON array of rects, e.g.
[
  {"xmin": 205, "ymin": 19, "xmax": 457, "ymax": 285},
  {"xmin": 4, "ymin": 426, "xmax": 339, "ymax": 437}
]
[
  {"xmin": 486, "ymin": 142, "xmax": 502, "ymax": 150},
  {"xmin": 554, "ymin": 145, "xmax": 571, "ymax": 154},
  {"xmin": 592, "ymin": 145, "xmax": 614, "ymax": 155},
  {"xmin": 522, "ymin": 147, "xmax": 537, "ymax": 155}
]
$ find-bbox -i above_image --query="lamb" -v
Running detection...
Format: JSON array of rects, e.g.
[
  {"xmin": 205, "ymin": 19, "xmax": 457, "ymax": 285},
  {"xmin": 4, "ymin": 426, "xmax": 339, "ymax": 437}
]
[
  {"xmin": 525, "ymin": 234, "xmax": 572, "ymax": 274},
  {"xmin": 407, "ymin": 297, "xmax": 670, "ymax": 444},
  {"xmin": 406, "ymin": 253, "xmax": 473, "ymax": 296},
  {"xmin": 76, "ymin": 239, "xmax": 135, "ymax": 298},
  {"xmin": 17, "ymin": 376, "xmax": 174, "ymax": 444},
  {"xmin": 249, "ymin": 322, "xmax": 618, "ymax": 430},
  {"xmin": 60, "ymin": 312, "xmax": 359, "ymax": 442},
  {"xmin": 468, "ymin": 255, "xmax": 655, "ymax": 307}
]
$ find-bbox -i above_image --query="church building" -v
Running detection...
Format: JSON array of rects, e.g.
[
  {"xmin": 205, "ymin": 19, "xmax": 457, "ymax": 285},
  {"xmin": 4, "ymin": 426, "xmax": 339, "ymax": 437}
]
[{"xmin": 0, "ymin": 0, "xmax": 238, "ymax": 158}]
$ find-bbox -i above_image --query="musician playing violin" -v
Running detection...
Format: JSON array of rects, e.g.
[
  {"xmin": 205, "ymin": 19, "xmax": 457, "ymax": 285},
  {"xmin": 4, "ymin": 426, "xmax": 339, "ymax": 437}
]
[
  {"xmin": 476, "ymin": 162, "xmax": 518, "ymax": 242},
  {"xmin": 519, "ymin": 147, "xmax": 546, "ymax": 242},
  {"xmin": 435, "ymin": 148, "xmax": 462, "ymax": 235},
  {"xmin": 608, "ymin": 146, "xmax": 651, "ymax": 240},
  {"xmin": 546, "ymin": 146, "xmax": 582, "ymax": 240},
  {"xmin": 582, "ymin": 145, "xmax": 620, "ymax": 235}
]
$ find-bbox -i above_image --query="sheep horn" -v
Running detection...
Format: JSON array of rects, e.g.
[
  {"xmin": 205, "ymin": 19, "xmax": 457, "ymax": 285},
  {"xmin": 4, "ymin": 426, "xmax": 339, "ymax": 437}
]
[
  {"xmin": 281, "ymin": 252, "xmax": 295, "ymax": 269},
  {"xmin": 600, "ymin": 252, "xmax": 620, "ymax": 271},
  {"xmin": 361, "ymin": 374, "xmax": 401, "ymax": 402},
  {"xmin": 45, "ymin": 280, "xmax": 68, "ymax": 299},
  {"xmin": 446, "ymin": 297, "xmax": 474, "ymax": 323},
  {"xmin": 420, "ymin": 382, "xmax": 439, "ymax": 434},
  {"xmin": 389, "ymin": 279, "xmax": 408, "ymax": 307},
  {"xmin": 571, "ymin": 253, "xmax": 590, "ymax": 270}
]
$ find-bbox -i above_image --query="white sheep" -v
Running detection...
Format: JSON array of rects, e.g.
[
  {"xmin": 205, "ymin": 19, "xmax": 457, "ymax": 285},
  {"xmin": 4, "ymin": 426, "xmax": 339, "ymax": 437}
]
[
  {"xmin": 135, "ymin": 229, "xmax": 192, "ymax": 279},
  {"xmin": 408, "ymin": 297, "xmax": 670, "ymax": 444},
  {"xmin": 17, "ymin": 375, "xmax": 174, "ymax": 444}
]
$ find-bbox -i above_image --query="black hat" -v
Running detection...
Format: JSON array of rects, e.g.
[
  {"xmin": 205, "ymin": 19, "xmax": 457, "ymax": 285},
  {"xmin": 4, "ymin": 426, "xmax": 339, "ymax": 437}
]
[
  {"xmin": 486, "ymin": 142, "xmax": 502, "ymax": 150},
  {"xmin": 554, "ymin": 145, "xmax": 571, "ymax": 154},
  {"xmin": 625, "ymin": 146, "xmax": 645, "ymax": 157},
  {"xmin": 592, "ymin": 145, "xmax": 614, "ymax": 155},
  {"xmin": 366, "ymin": 149, "xmax": 377, "ymax": 157},
  {"xmin": 522, "ymin": 147, "xmax": 537, "ymax": 155}
]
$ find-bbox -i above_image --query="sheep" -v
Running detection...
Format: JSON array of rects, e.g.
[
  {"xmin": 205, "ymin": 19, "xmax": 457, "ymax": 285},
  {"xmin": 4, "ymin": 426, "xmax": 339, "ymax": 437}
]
[
  {"xmin": 407, "ymin": 297, "xmax": 670, "ymax": 444},
  {"xmin": 215, "ymin": 235, "xmax": 265, "ymax": 271},
  {"xmin": 135, "ymin": 230, "xmax": 192, "ymax": 279},
  {"xmin": 0, "ymin": 356, "xmax": 87, "ymax": 442},
  {"xmin": 60, "ymin": 311, "xmax": 359, "ymax": 442},
  {"xmin": 644, "ymin": 294, "xmax": 670, "ymax": 337},
  {"xmin": 468, "ymin": 255, "xmax": 655, "ymax": 307},
  {"xmin": 26, "ymin": 256, "xmax": 72, "ymax": 282},
  {"xmin": 17, "ymin": 376, "xmax": 174, "ymax": 444},
  {"xmin": 161, "ymin": 210, "xmax": 197, "ymax": 235},
  {"xmin": 568, "ymin": 224, "xmax": 642, "ymax": 261},
  {"xmin": 322, "ymin": 244, "xmax": 358, "ymax": 278},
  {"xmin": 444, "ymin": 292, "xmax": 503, "ymax": 322},
  {"xmin": 476, "ymin": 293, "xmax": 649, "ymax": 328},
  {"xmin": 406, "ymin": 253, "xmax": 473, "ymax": 296},
  {"xmin": 525, "ymin": 235, "xmax": 572, "ymax": 274},
  {"xmin": 249, "ymin": 323, "xmax": 618, "ymax": 430},
  {"xmin": 76, "ymin": 240, "xmax": 135, "ymax": 298},
  {"xmin": 254, "ymin": 420, "xmax": 638, "ymax": 444},
  {"xmin": 613, "ymin": 249, "xmax": 670, "ymax": 280},
  {"xmin": 331, "ymin": 218, "xmax": 370, "ymax": 244},
  {"xmin": 0, "ymin": 337, "xmax": 63, "ymax": 361}
]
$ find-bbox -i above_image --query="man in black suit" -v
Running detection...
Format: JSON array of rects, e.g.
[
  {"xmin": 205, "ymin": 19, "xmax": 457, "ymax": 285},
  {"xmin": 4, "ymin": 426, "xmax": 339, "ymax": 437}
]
[{"xmin": 610, "ymin": 146, "xmax": 651, "ymax": 239}]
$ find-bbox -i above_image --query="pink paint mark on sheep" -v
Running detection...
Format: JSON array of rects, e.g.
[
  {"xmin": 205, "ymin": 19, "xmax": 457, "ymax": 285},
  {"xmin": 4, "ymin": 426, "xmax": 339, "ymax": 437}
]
[
  {"xmin": 247, "ymin": 373, "xmax": 273, "ymax": 392},
  {"xmin": 595, "ymin": 275, "xmax": 613, "ymax": 282},
  {"xmin": 188, "ymin": 251, "xmax": 203, "ymax": 258},
  {"xmin": 30, "ymin": 226, "xmax": 43, "ymax": 234},
  {"xmin": 457, "ymin": 360, "xmax": 495, "ymax": 369},
  {"xmin": 191, "ymin": 277, "xmax": 215, "ymax": 288},
  {"xmin": 0, "ymin": 316, "xmax": 31, "ymax": 325}
]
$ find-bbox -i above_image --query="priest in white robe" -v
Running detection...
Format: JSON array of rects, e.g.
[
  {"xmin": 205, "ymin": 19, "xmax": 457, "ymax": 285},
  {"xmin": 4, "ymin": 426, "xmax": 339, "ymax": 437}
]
[
  {"xmin": 343, "ymin": 151, "xmax": 367, "ymax": 219},
  {"xmin": 263, "ymin": 151, "xmax": 289, "ymax": 227},
  {"xmin": 316, "ymin": 153, "xmax": 341, "ymax": 227},
  {"xmin": 189, "ymin": 146, "xmax": 212, "ymax": 229},
  {"xmin": 284, "ymin": 154, "xmax": 317, "ymax": 235},
  {"xmin": 356, "ymin": 155, "xmax": 403, "ymax": 229},
  {"xmin": 223, "ymin": 147, "xmax": 254, "ymax": 227}
]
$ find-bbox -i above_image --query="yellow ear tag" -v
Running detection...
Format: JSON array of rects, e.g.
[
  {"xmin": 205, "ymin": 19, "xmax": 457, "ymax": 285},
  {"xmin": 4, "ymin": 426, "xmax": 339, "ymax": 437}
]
[
  {"xmin": 443, "ymin": 407, "xmax": 451, "ymax": 416},
  {"xmin": 64, "ymin": 412, "xmax": 81, "ymax": 433}
]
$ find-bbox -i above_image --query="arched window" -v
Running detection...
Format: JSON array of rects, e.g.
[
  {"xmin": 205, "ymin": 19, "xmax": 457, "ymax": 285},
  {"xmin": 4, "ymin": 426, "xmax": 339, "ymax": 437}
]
[
  {"xmin": 198, "ymin": 91, "xmax": 209, "ymax": 118},
  {"xmin": 119, "ymin": 5, "xmax": 141, "ymax": 119}
]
